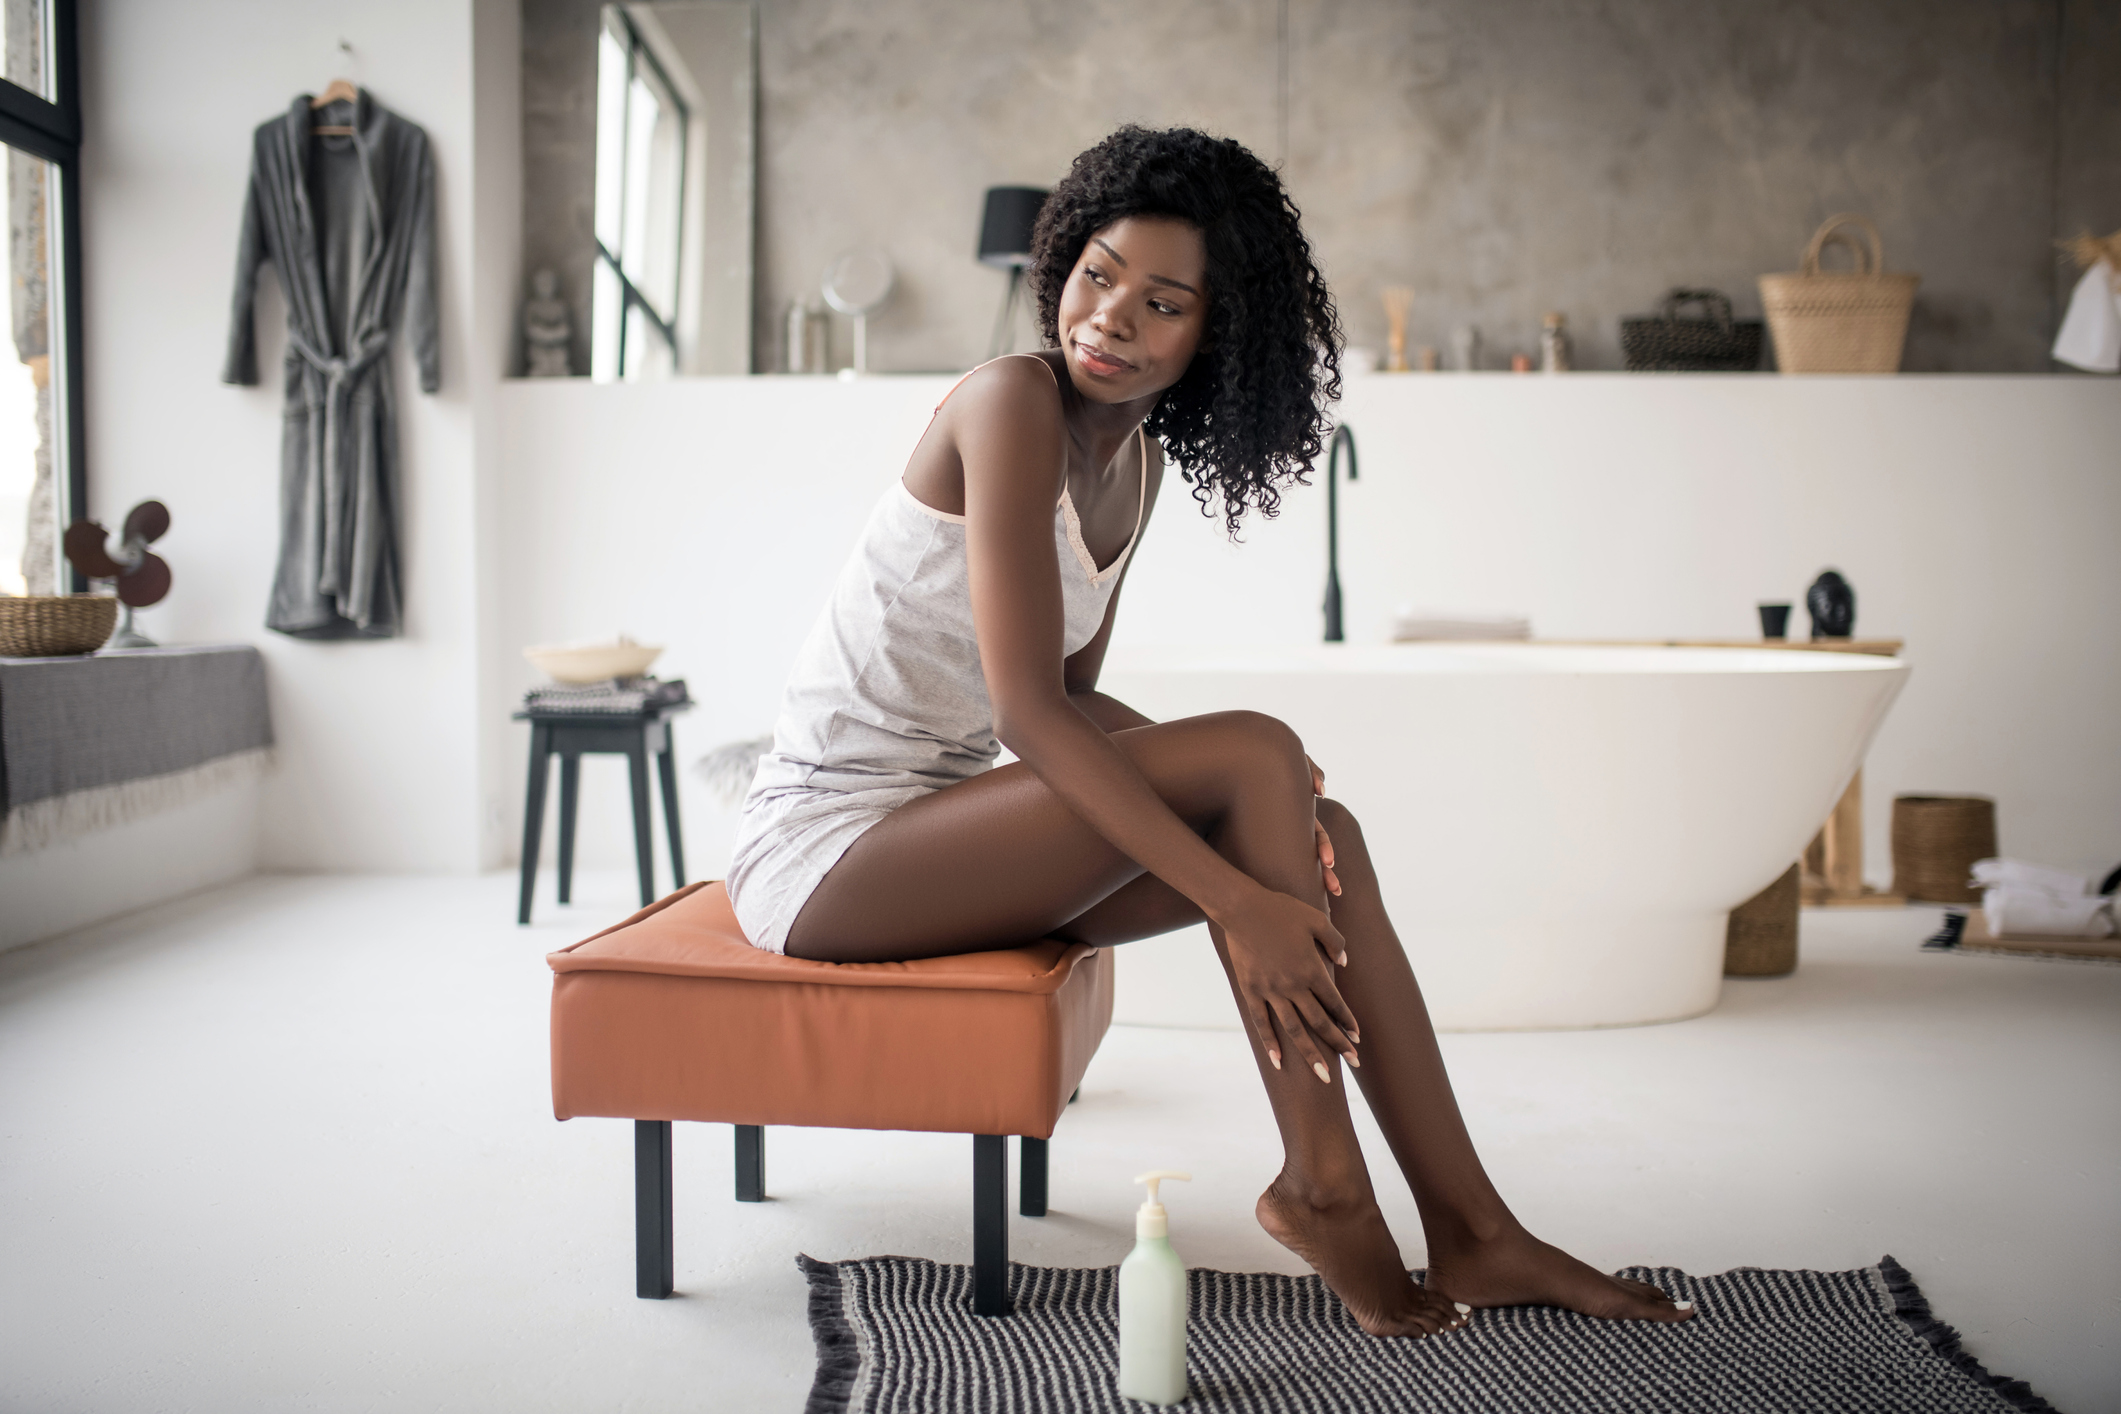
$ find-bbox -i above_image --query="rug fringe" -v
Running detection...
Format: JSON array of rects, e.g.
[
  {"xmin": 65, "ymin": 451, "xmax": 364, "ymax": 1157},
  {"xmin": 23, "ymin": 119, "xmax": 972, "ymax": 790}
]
[
  {"xmin": 799, "ymin": 1254, "xmax": 863, "ymax": 1414},
  {"xmin": 1878, "ymin": 1255, "xmax": 2057, "ymax": 1414}
]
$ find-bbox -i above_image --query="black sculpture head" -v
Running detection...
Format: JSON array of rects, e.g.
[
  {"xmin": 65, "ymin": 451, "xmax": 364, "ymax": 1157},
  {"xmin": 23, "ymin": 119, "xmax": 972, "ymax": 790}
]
[{"xmin": 1807, "ymin": 570, "xmax": 1855, "ymax": 639}]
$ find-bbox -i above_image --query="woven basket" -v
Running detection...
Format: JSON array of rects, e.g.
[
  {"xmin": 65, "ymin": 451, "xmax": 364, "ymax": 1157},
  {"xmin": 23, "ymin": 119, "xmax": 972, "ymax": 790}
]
[
  {"xmin": 1890, "ymin": 795, "xmax": 1996, "ymax": 903},
  {"xmin": 1620, "ymin": 288, "xmax": 1765, "ymax": 372},
  {"xmin": 0, "ymin": 594, "xmax": 118, "ymax": 657},
  {"xmin": 1758, "ymin": 214, "xmax": 1919, "ymax": 373},
  {"xmin": 1725, "ymin": 863, "xmax": 1800, "ymax": 976}
]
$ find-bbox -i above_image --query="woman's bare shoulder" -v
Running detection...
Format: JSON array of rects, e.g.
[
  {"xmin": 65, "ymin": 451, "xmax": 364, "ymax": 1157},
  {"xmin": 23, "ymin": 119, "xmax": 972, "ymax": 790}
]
[{"xmin": 947, "ymin": 353, "xmax": 1066, "ymax": 432}]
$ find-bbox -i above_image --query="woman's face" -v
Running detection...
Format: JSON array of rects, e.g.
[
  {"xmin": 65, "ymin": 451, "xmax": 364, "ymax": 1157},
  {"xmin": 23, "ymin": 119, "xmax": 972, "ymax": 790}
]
[{"xmin": 1057, "ymin": 215, "xmax": 1209, "ymax": 405}]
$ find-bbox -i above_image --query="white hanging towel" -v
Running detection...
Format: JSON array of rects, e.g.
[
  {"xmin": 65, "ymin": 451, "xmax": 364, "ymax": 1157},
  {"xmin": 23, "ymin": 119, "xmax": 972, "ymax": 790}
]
[
  {"xmin": 2051, "ymin": 260, "xmax": 2121, "ymax": 372},
  {"xmin": 1983, "ymin": 887, "xmax": 2116, "ymax": 939}
]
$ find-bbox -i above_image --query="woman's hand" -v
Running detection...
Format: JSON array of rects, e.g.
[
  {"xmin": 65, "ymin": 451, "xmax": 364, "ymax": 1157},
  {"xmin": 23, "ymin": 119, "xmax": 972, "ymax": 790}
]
[
  {"xmin": 1308, "ymin": 755, "xmax": 1339, "ymax": 897},
  {"xmin": 1215, "ymin": 884, "xmax": 1361, "ymax": 1083}
]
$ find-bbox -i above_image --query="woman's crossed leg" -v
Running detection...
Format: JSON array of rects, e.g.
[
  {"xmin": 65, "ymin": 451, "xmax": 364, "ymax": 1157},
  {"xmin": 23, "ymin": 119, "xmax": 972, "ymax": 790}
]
[{"xmin": 786, "ymin": 709, "xmax": 1692, "ymax": 1336}]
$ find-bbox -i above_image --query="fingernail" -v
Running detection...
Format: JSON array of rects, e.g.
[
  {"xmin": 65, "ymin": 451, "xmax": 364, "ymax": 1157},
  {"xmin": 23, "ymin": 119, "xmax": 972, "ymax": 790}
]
[
  {"xmin": 1453, "ymin": 1302, "xmax": 1471, "ymax": 1314},
  {"xmin": 1346, "ymin": 1052, "xmax": 1359, "ymax": 1068},
  {"xmin": 1312, "ymin": 1061, "xmax": 1331, "ymax": 1083},
  {"xmin": 1674, "ymin": 1300, "xmax": 1693, "ymax": 1312},
  {"xmin": 1351, "ymin": 1030, "xmax": 1361, "ymax": 1044},
  {"xmin": 1338, "ymin": 951, "xmax": 1349, "ymax": 966},
  {"xmin": 1268, "ymin": 1050, "xmax": 1282, "ymax": 1070}
]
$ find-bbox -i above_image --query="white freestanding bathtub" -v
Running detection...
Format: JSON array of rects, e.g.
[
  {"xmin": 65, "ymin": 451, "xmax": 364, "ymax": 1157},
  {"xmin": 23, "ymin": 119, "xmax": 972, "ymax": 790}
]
[{"xmin": 1099, "ymin": 643, "xmax": 1908, "ymax": 1030}]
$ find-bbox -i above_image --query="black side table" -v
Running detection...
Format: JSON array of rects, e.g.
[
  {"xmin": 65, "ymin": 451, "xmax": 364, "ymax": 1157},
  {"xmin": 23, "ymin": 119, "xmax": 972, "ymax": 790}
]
[{"xmin": 515, "ymin": 701, "xmax": 691, "ymax": 924}]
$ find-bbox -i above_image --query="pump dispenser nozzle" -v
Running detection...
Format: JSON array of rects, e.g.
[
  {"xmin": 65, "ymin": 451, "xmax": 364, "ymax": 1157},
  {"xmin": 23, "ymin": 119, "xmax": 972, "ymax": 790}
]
[{"xmin": 1132, "ymin": 1170, "xmax": 1191, "ymax": 1238}]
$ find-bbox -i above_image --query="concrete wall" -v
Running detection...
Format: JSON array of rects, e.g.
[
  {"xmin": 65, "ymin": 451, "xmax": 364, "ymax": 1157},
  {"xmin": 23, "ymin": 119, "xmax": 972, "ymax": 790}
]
[
  {"xmin": 738, "ymin": 0, "xmax": 2102, "ymax": 374},
  {"xmin": 496, "ymin": 374, "xmax": 2121, "ymax": 895},
  {"xmin": 2056, "ymin": 0, "xmax": 2121, "ymax": 315},
  {"xmin": 520, "ymin": 0, "xmax": 598, "ymax": 375}
]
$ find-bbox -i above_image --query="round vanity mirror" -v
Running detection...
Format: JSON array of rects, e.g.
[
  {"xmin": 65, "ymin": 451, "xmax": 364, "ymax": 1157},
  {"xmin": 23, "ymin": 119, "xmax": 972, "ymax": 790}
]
[{"xmin": 821, "ymin": 248, "xmax": 895, "ymax": 375}]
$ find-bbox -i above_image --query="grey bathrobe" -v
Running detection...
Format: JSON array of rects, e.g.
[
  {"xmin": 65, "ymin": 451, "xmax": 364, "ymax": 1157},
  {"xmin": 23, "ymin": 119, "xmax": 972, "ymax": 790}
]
[{"xmin": 222, "ymin": 91, "xmax": 438, "ymax": 639}]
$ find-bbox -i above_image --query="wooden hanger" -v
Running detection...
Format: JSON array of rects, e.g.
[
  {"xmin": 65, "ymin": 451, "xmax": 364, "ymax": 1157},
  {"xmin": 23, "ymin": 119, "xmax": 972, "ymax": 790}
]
[{"xmin": 311, "ymin": 79, "xmax": 358, "ymax": 136}]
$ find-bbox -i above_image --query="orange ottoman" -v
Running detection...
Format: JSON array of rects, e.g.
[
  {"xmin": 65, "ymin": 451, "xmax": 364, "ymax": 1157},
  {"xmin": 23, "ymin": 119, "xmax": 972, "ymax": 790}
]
[{"xmin": 548, "ymin": 880, "xmax": 1114, "ymax": 1314}]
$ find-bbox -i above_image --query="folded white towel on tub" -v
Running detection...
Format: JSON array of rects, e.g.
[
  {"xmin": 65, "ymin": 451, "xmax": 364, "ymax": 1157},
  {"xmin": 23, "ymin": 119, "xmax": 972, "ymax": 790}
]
[
  {"xmin": 1969, "ymin": 857, "xmax": 2096, "ymax": 899},
  {"xmin": 1983, "ymin": 887, "xmax": 2116, "ymax": 939}
]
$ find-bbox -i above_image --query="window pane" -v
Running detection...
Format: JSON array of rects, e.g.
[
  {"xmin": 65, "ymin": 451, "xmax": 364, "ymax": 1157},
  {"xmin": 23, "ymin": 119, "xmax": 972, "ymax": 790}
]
[
  {"xmin": 2, "ymin": 0, "xmax": 52, "ymax": 104},
  {"xmin": 0, "ymin": 141, "xmax": 56, "ymax": 595},
  {"xmin": 593, "ymin": 22, "xmax": 628, "ymax": 256}
]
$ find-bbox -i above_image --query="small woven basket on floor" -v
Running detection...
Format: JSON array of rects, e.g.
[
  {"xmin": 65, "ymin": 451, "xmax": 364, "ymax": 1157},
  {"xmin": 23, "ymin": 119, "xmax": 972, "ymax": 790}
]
[
  {"xmin": 1759, "ymin": 214, "xmax": 1919, "ymax": 373},
  {"xmin": 1890, "ymin": 796, "xmax": 1996, "ymax": 904},
  {"xmin": 1726, "ymin": 863, "xmax": 1800, "ymax": 976},
  {"xmin": 0, "ymin": 594, "xmax": 117, "ymax": 656}
]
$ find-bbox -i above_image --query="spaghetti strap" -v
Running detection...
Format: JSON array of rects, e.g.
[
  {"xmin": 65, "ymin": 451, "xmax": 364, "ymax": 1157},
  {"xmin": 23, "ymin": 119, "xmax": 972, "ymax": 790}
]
[
  {"xmin": 932, "ymin": 352, "xmax": 1057, "ymax": 413},
  {"xmin": 925, "ymin": 353, "xmax": 1146, "ymax": 572}
]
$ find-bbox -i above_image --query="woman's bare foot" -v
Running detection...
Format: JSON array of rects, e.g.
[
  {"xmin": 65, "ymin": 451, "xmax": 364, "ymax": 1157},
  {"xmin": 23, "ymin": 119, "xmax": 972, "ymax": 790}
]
[
  {"xmin": 1257, "ymin": 1175, "xmax": 1470, "ymax": 1338},
  {"xmin": 1423, "ymin": 1225, "xmax": 1695, "ymax": 1323}
]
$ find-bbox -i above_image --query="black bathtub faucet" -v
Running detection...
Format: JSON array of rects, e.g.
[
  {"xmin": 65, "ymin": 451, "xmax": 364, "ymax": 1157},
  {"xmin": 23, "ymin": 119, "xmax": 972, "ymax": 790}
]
[{"xmin": 1323, "ymin": 423, "xmax": 1359, "ymax": 642}]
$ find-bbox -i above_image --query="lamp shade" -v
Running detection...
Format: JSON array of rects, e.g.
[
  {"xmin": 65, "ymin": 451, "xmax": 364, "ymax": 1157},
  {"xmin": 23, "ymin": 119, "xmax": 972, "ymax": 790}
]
[{"xmin": 977, "ymin": 186, "xmax": 1049, "ymax": 269}]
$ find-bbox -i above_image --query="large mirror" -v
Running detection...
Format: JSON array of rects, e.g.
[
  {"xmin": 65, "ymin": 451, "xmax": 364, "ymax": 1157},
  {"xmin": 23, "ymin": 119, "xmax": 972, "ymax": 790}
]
[{"xmin": 521, "ymin": 0, "xmax": 754, "ymax": 378}]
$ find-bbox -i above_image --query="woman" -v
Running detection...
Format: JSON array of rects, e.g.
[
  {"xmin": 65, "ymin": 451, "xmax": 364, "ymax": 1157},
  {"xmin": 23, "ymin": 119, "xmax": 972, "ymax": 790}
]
[{"xmin": 731, "ymin": 126, "xmax": 1693, "ymax": 1338}]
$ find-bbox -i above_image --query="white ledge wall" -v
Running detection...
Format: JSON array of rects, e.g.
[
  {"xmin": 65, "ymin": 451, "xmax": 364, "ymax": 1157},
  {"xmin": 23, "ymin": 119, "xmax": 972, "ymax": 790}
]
[{"xmin": 499, "ymin": 374, "xmax": 2121, "ymax": 887}]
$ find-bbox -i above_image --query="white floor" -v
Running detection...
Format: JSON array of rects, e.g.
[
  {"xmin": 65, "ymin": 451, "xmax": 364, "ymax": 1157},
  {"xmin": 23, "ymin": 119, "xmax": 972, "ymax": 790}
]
[{"xmin": 1, "ymin": 872, "xmax": 2114, "ymax": 1413}]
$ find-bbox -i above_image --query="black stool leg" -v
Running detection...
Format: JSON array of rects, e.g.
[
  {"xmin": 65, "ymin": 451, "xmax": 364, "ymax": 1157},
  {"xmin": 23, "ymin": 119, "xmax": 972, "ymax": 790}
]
[
  {"xmin": 657, "ymin": 739, "xmax": 687, "ymax": 888},
  {"xmin": 556, "ymin": 752, "xmax": 581, "ymax": 905},
  {"xmin": 1019, "ymin": 1136, "xmax": 1048, "ymax": 1217},
  {"xmin": 735, "ymin": 1125, "xmax": 765, "ymax": 1202},
  {"xmin": 626, "ymin": 738, "xmax": 655, "ymax": 907},
  {"xmin": 517, "ymin": 724, "xmax": 552, "ymax": 925},
  {"xmin": 973, "ymin": 1134, "xmax": 1011, "ymax": 1316},
  {"xmin": 635, "ymin": 1120, "xmax": 673, "ymax": 1299}
]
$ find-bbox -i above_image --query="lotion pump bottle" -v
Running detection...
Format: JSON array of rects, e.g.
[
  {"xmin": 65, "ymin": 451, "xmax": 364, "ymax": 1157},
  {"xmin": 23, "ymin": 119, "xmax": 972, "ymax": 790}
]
[{"xmin": 1119, "ymin": 1170, "xmax": 1191, "ymax": 1406}]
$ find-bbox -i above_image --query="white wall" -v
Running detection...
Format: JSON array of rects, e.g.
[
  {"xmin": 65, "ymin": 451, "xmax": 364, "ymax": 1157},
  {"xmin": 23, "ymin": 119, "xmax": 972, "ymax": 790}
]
[
  {"xmin": 499, "ymin": 374, "xmax": 2121, "ymax": 886},
  {"xmin": 77, "ymin": 0, "xmax": 519, "ymax": 877},
  {"xmin": 0, "ymin": 782, "xmax": 262, "ymax": 951}
]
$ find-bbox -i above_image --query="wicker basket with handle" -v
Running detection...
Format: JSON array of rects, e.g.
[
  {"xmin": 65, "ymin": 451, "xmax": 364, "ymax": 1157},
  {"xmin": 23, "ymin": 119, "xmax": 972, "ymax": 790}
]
[
  {"xmin": 0, "ymin": 594, "xmax": 119, "ymax": 656},
  {"xmin": 1758, "ymin": 214, "xmax": 1919, "ymax": 373}
]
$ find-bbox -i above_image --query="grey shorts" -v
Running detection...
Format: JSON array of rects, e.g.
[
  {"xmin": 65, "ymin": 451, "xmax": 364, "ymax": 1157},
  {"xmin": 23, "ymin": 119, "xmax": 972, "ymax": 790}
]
[{"xmin": 725, "ymin": 783, "xmax": 936, "ymax": 953}]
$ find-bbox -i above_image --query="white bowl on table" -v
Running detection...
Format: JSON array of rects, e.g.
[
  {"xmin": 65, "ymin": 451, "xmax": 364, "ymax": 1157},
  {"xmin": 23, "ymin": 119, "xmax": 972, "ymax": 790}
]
[{"xmin": 523, "ymin": 638, "xmax": 663, "ymax": 684}]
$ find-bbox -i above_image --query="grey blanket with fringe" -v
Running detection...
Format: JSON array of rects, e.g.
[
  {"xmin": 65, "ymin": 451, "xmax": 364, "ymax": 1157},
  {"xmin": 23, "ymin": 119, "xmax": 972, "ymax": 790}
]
[{"xmin": 0, "ymin": 644, "xmax": 272, "ymax": 826}]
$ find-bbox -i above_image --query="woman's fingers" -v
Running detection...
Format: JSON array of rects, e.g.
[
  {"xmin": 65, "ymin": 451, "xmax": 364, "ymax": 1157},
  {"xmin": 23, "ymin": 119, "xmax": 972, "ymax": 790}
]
[
  {"xmin": 1310, "ymin": 971, "xmax": 1362, "ymax": 1041},
  {"xmin": 1314, "ymin": 820, "xmax": 1341, "ymax": 897},
  {"xmin": 1291, "ymin": 992, "xmax": 1359, "ymax": 1067},
  {"xmin": 1313, "ymin": 910, "xmax": 1350, "ymax": 968},
  {"xmin": 1306, "ymin": 755, "xmax": 1325, "ymax": 796},
  {"xmin": 1268, "ymin": 995, "xmax": 1335, "ymax": 1082}
]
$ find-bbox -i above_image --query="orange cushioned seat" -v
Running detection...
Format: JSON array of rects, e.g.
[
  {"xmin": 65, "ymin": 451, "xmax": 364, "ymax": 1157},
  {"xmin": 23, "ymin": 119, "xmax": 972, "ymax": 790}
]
[{"xmin": 548, "ymin": 880, "xmax": 1113, "ymax": 1313}]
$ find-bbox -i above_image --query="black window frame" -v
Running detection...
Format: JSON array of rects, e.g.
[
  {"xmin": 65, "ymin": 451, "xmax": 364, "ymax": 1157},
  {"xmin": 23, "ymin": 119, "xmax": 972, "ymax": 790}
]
[
  {"xmin": 594, "ymin": 5, "xmax": 686, "ymax": 378},
  {"xmin": 0, "ymin": 0, "xmax": 83, "ymax": 589}
]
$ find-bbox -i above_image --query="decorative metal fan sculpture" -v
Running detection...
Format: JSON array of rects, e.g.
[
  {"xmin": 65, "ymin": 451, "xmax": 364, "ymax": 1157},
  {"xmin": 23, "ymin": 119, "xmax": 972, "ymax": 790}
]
[{"xmin": 64, "ymin": 500, "xmax": 172, "ymax": 649}]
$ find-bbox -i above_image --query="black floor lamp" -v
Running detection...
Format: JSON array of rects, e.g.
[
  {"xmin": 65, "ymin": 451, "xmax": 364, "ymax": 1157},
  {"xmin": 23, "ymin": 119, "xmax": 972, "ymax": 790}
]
[{"xmin": 979, "ymin": 186, "xmax": 1049, "ymax": 360}]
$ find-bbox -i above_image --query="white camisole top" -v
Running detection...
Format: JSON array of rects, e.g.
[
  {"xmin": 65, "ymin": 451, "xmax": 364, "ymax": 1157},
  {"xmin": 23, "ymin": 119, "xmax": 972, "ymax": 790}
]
[{"xmin": 726, "ymin": 354, "xmax": 1148, "ymax": 952}]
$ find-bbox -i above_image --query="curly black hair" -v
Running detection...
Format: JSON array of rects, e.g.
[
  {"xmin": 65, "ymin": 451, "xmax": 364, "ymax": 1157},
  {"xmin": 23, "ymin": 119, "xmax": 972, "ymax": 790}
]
[{"xmin": 1028, "ymin": 125, "xmax": 1342, "ymax": 535}]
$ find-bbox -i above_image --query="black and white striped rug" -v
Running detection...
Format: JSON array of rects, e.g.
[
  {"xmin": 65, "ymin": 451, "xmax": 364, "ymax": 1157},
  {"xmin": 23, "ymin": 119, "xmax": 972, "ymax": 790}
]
[{"xmin": 798, "ymin": 1255, "xmax": 2053, "ymax": 1413}]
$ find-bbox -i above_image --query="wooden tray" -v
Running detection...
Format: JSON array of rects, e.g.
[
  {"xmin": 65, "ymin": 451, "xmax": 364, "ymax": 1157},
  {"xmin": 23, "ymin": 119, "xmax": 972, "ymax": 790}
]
[{"xmin": 1957, "ymin": 908, "xmax": 2121, "ymax": 961}]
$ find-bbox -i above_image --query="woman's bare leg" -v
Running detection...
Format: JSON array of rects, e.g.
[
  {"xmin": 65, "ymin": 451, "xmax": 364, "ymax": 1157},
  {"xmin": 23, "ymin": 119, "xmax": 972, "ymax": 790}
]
[
  {"xmin": 1308, "ymin": 798, "xmax": 1691, "ymax": 1320},
  {"xmin": 788, "ymin": 711, "xmax": 1686, "ymax": 1331}
]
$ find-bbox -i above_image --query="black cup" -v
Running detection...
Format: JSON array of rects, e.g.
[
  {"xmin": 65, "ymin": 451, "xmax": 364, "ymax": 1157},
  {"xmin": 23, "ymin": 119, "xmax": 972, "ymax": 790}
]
[{"xmin": 1758, "ymin": 603, "xmax": 1792, "ymax": 640}]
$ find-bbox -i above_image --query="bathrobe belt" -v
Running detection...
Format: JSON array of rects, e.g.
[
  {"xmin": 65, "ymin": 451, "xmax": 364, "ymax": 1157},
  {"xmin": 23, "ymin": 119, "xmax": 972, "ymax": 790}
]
[{"xmin": 287, "ymin": 330, "xmax": 392, "ymax": 619}]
